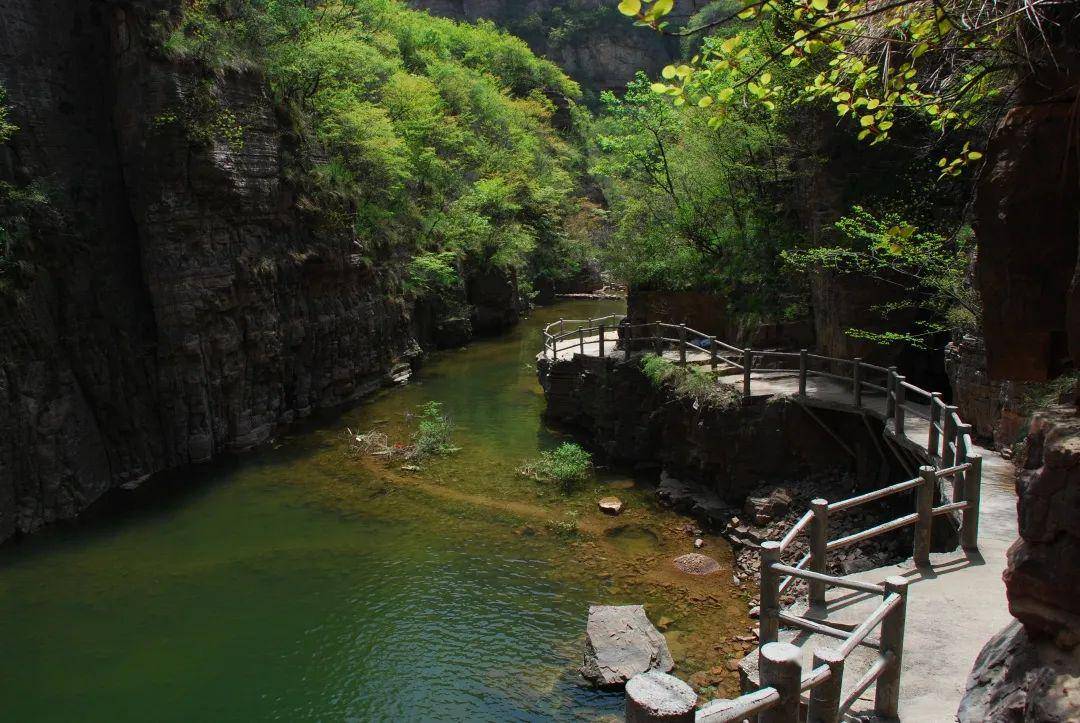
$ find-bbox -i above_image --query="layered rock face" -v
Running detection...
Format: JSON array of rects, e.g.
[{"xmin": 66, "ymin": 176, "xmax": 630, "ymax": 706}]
[
  {"xmin": 409, "ymin": 0, "xmax": 709, "ymax": 95},
  {"xmin": 945, "ymin": 334, "xmax": 1028, "ymax": 450},
  {"xmin": 961, "ymin": 405, "xmax": 1080, "ymax": 720},
  {"xmin": 0, "ymin": 1, "xmax": 421, "ymax": 539}
]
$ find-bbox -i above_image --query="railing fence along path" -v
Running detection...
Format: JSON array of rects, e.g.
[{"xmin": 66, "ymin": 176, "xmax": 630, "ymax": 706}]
[{"xmin": 541, "ymin": 317, "xmax": 983, "ymax": 722}]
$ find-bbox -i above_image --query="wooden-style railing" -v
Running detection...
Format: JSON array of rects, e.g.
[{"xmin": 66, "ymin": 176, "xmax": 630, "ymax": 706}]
[{"xmin": 540, "ymin": 318, "xmax": 984, "ymax": 721}]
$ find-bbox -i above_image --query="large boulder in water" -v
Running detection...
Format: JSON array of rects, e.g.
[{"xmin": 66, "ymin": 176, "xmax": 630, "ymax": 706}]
[{"xmin": 581, "ymin": 605, "xmax": 674, "ymax": 689}]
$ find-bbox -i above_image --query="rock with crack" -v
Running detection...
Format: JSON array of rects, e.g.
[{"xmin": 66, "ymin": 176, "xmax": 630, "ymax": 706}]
[
  {"xmin": 598, "ymin": 496, "xmax": 625, "ymax": 515},
  {"xmin": 581, "ymin": 605, "xmax": 674, "ymax": 689}
]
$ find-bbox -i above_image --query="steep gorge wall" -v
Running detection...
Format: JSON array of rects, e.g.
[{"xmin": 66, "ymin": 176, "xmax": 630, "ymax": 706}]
[
  {"xmin": 409, "ymin": 0, "xmax": 710, "ymax": 96},
  {"xmin": 0, "ymin": 0, "xmax": 435, "ymax": 540}
]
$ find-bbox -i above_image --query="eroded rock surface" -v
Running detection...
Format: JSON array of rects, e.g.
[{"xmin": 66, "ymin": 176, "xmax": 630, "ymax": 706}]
[
  {"xmin": 581, "ymin": 604, "xmax": 674, "ymax": 689},
  {"xmin": 672, "ymin": 553, "xmax": 720, "ymax": 576}
]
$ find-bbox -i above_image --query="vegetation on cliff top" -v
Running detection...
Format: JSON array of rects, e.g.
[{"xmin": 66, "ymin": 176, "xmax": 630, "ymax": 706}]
[{"xmin": 159, "ymin": 0, "xmax": 599, "ymax": 301}]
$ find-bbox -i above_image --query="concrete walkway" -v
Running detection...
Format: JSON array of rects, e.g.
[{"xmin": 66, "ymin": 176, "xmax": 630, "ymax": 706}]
[{"xmin": 546, "ymin": 338, "xmax": 1019, "ymax": 720}]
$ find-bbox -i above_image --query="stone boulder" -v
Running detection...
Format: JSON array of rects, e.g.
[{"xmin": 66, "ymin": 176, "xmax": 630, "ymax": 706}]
[
  {"xmin": 598, "ymin": 496, "xmax": 625, "ymax": 516},
  {"xmin": 1007, "ymin": 407, "xmax": 1080, "ymax": 638},
  {"xmin": 672, "ymin": 553, "xmax": 721, "ymax": 576},
  {"xmin": 959, "ymin": 620, "xmax": 1080, "ymax": 722},
  {"xmin": 743, "ymin": 488, "xmax": 792, "ymax": 525},
  {"xmin": 581, "ymin": 605, "xmax": 674, "ymax": 689}
]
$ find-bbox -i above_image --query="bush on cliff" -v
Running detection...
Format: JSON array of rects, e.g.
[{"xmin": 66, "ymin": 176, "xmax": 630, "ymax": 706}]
[
  {"xmin": 641, "ymin": 354, "xmax": 740, "ymax": 411},
  {"xmin": 158, "ymin": 0, "xmax": 598, "ymax": 297}
]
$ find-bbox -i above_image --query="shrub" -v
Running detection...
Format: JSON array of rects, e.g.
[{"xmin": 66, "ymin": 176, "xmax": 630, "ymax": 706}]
[
  {"xmin": 641, "ymin": 354, "xmax": 740, "ymax": 411},
  {"xmin": 411, "ymin": 401, "xmax": 458, "ymax": 459},
  {"xmin": 519, "ymin": 442, "xmax": 593, "ymax": 489}
]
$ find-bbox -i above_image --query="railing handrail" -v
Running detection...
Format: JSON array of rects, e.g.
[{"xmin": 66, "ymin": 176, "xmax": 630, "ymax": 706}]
[{"xmin": 540, "ymin": 319, "xmax": 983, "ymax": 722}]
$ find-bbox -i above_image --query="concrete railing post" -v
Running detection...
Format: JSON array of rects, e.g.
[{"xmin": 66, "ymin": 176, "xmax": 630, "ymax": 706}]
[
  {"xmin": 759, "ymin": 541, "xmax": 781, "ymax": 647},
  {"xmin": 954, "ymin": 423, "xmax": 973, "ymax": 503},
  {"xmin": 678, "ymin": 324, "xmax": 687, "ymax": 365},
  {"xmin": 808, "ymin": 647, "xmax": 845, "ymax": 723},
  {"xmin": 809, "ymin": 498, "xmax": 829, "ymax": 609},
  {"xmin": 654, "ymin": 322, "xmax": 662, "ymax": 355},
  {"xmin": 578, "ymin": 326, "xmax": 584, "ymax": 355},
  {"xmin": 558, "ymin": 318, "xmax": 565, "ymax": 335},
  {"xmin": 709, "ymin": 336, "xmax": 717, "ymax": 371},
  {"xmin": 914, "ymin": 465, "xmax": 935, "ymax": 567},
  {"xmin": 962, "ymin": 454, "xmax": 982, "ymax": 550},
  {"xmin": 928, "ymin": 392, "xmax": 942, "ymax": 457},
  {"xmin": 942, "ymin": 406, "xmax": 958, "ymax": 468},
  {"xmin": 799, "ymin": 349, "xmax": 808, "ymax": 397},
  {"xmin": 743, "ymin": 348, "xmax": 753, "ymax": 399},
  {"xmin": 542, "ymin": 330, "xmax": 549, "ymax": 360},
  {"xmin": 885, "ymin": 366, "xmax": 898, "ymax": 418},
  {"xmin": 760, "ymin": 642, "xmax": 802, "ymax": 723},
  {"xmin": 893, "ymin": 375, "xmax": 906, "ymax": 436},
  {"xmin": 852, "ymin": 358, "xmax": 863, "ymax": 408},
  {"xmin": 598, "ymin": 324, "xmax": 606, "ymax": 358},
  {"xmin": 875, "ymin": 576, "xmax": 909, "ymax": 719}
]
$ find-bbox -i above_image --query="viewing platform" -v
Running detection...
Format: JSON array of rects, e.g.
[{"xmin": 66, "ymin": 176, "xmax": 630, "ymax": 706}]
[{"xmin": 541, "ymin": 316, "xmax": 1017, "ymax": 721}]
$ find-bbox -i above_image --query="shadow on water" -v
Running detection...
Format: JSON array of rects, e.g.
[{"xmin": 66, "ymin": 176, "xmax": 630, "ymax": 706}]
[{"xmin": 0, "ymin": 300, "xmax": 751, "ymax": 721}]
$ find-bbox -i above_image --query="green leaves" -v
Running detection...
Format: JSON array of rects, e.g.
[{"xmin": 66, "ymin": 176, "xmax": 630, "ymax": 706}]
[{"xmin": 618, "ymin": 0, "xmax": 642, "ymax": 16}]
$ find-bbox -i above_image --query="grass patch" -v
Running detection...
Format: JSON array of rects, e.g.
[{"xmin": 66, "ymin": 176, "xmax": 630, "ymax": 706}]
[
  {"xmin": 519, "ymin": 442, "xmax": 593, "ymax": 490},
  {"xmin": 640, "ymin": 354, "xmax": 741, "ymax": 411},
  {"xmin": 349, "ymin": 401, "xmax": 458, "ymax": 465}
]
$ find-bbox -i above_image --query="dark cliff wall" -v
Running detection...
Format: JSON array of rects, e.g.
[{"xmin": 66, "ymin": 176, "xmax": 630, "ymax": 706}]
[
  {"xmin": 0, "ymin": 0, "xmax": 422, "ymax": 539},
  {"xmin": 409, "ymin": 0, "xmax": 709, "ymax": 96}
]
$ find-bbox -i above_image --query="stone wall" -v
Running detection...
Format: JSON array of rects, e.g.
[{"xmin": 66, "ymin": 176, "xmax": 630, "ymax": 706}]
[
  {"xmin": 538, "ymin": 353, "xmax": 910, "ymax": 503},
  {"xmin": 945, "ymin": 334, "xmax": 1029, "ymax": 450}
]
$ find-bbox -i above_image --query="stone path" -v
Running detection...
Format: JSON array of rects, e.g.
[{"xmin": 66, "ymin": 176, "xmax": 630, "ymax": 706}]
[{"xmin": 546, "ymin": 338, "xmax": 1019, "ymax": 720}]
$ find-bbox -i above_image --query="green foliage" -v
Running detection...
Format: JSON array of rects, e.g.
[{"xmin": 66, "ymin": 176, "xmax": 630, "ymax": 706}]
[
  {"xmin": 0, "ymin": 85, "xmax": 15, "ymax": 144},
  {"xmin": 641, "ymin": 354, "xmax": 740, "ymax": 409},
  {"xmin": 782, "ymin": 206, "xmax": 977, "ymax": 347},
  {"xmin": 591, "ymin": 73, "xmax": 798, "ymax": 316},
  {"xmin": 160, "ymin": 0, "xmax": 594, "ymax": 293},
  {"xmin": 520, "ymin": 442, "xmax": 593, "ymax": 489},
  {"xmin": 621, "ymin": 0, "xmax": 1028, "ymax": 174},
  {"xmin": 411, "ymin": 401, "xmax": 458, "ymax": 459}
]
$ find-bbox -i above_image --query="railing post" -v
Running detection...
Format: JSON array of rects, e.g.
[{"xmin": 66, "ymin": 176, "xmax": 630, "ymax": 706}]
[
  {"xmin": 914, "ymin": 465, "xmax": 935, "ymax": 567},
  {"xmin": 654, "ymin": 322, "xmax": 662, "ymax": 355},
  {"xmin": 928, "ymin": 392, "xmax": 942, "ymax": 457},
  {"xmin": 852, "ymin": 358, "xmax": 863, "ymax": 408},
  {"xmin": 759, "ymin": 642, "xmax": 802, "ymax": 723},
  {"xmin": 709, "ymin": 336, "xmax": 717, "ymax": 371},
  {"xmin": 885, "ymin": 366, "xmax": 898, "ymax": 418},
  {"xmin": 743, "ymin": 348, "xmax": 753, "ymax": 399},
  {"xmin": 598, "ymin": 324, "xmax": 606, "ymax": 358},
  {"xmin": 954, "ymin": 423, "xmax": 973, "ymax": 504},
  {"xmin": 875, "ymin": 576, "xmax": 909, "ymax": 719},
  {"xmin": 809, "ymin": 498, "xmax": 829, "ymax": 609},
  {"xmin": 559, "ymin": 318, "xmax": 565, "ymax": 335},
  {"xmin": 893, "ymin": 375, "xmax": 906, "ymax": 436},
  {"xmin": 799, "ymin": 349, "xmax": 808, "ymax": 397},
  {"xmin": 759, "ymin": 541, "xmax": 781, "ymax": 647},
  {"xmin": 962, "ymin": 454, "xmax": 982, "ymax": 550},
  {"xmin": 942, "ymin": 406, "xmax": 958, "ymax": 468},
  {"xmin": 808, "ymin": 647, "xmax": 845, "ymax": 723},
  {"xmin": 678, "ymin": 324, "xmax": 687, "ymax": 365},
  {"xmin": 578, "ymin": 326, "xmax": 584, "ymax": 355},
  {"xmin": 542, "ymin": 330, "xmax": 549, "ymax": 360}
]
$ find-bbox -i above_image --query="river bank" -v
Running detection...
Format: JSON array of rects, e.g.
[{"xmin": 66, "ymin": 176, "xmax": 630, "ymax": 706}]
[{"xmin": 0, "ymin": 300, "xmax": 751, "ymax": 720}]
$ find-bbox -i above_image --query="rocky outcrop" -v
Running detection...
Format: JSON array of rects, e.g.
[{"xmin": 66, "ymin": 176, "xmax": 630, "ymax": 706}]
[
  {"xmin": 409, "ymin": 0, "xmax": 709, "ymax": 95},
  {"xmin": 1007, "ymin": 406, "xmax": 1080, "ymax": 639},
  {"xmin": 959, "ymin": 620, "xmax": 1080, "ymax": 722},
  {"xmin": 0, "ymin": 0, "xmax": 428, "ymax": 540},
  {"xmin": 581, "ymin": 604, "xmax": 674, "ymax": 689},
  {"xmin": 973, "ymin": 8, "xmax": 1080, "ymax": 382},
  {"xmin": 945, "ymin": 334, "xmax": 1029, "ymax": 449},
  {"xmin": 961, "ymin": 405, "xmax": 1080, "ymax": 721}
]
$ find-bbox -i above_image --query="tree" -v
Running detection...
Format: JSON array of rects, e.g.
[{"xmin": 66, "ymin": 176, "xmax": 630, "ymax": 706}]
[{"xmin": 619, "ymin": 0, "xmax": 1060, "ymax": 175}]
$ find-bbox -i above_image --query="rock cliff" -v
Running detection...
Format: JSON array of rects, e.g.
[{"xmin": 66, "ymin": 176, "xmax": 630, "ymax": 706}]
[
  {"xmin": 409, "ymin": 0, "xmax": 709, "ymax": 96},
  {"xmin": 0, "ymin": 0, "xmax": 514, "ymax": 540}
]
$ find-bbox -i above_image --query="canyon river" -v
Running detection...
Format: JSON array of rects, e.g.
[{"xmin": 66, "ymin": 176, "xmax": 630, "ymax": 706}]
[{"xmin": 0, "ymin": 300, "xmax": 747, "ymax": 721}]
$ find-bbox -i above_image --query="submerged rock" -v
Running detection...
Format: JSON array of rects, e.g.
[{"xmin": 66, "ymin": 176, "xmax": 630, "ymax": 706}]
[
  {"xmin": 672, "ymin": 553, "xmax": 721, "ymax": 576},
  {"xmin": 598, "ymin": 496, "xmax": 625, "ymax": 515},
  {"xmin": 581, "ymin": 605, "xmax": 674, "ymax": 689}
]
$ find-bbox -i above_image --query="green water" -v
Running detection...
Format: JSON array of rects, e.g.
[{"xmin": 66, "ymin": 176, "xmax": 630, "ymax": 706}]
[{"xmin": 0, "ymin": 300, "xmax": 747, "ymax": 721}]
